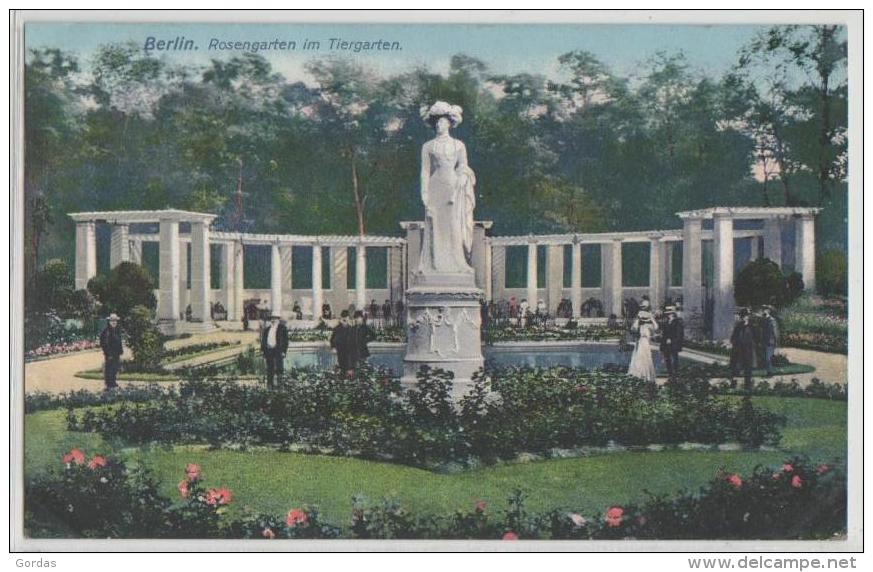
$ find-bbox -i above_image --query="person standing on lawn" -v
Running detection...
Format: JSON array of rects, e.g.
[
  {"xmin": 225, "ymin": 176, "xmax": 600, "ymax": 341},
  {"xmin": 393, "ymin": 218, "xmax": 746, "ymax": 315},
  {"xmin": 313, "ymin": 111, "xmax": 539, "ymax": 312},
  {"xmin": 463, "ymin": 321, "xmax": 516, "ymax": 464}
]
[
  {"xmin": 330, "ymin": 310, "xmax": 357, "ymax": 377},
  {"xmin": 730, "ymin": 308, "xmax": 757, "ymax": 392},
  {"xmin": 354, "ymin": 309, "xmax": 376, "ymax": 365},
  {"xmin": 760, "ymin": 305, "xmax": 779, "ymax": 376},
  {"xmin": 99, "ymin": 313, "xmax": 124, "ymax": 392},
  {"xmin": 260, "ymin": 314, "xmax": 289, "ymax": 389},
  {"xmin": 659, "ymin": 306, "xmax": 684, "ymax": 378}
]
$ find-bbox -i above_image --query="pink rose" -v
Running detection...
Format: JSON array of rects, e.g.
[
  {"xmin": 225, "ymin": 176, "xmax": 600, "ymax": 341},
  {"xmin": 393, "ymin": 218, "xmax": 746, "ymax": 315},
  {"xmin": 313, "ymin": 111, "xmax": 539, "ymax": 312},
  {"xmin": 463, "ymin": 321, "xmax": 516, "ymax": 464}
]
[
  {"xmin": 727, "ymin": 474, "xmax": 743, "ymax": 489},
  {"xmin": 178, "ymin": 480, "xmax": 190, "ymax": 498},
  {"xmin": 185, "ymin": 463, "xmax": 201, "ymax": 481},
  {"xmin": 791, "ymin": 475, "xmax": 804, "ymax": 489},
  {"xmin": 568, "ymin": 512, "xmax": 587, "ymax": 527},
  {"xmin": 605, "ymin": 506, "xmax": 624, "ymax": 528},
  {"xmin": 474, "ymin": 500, "xmax": 487, "ymax": 513},
  {"xmin": 62, "ymin": 448, "xmax": 86, "ymax": 466},
  {"xmin": 782, "ymin": 463, "xmax": 794, "ymax": 473},
  {"xmin": 88, "ymin": 455, "xmax": 107, "ymax": 470},
  {"xmin": 286, "ymin": 508, "xmax": 309, "ymax": 527},
  {"xmin": 205, "ymin": 487, "xmax": 233, "ymax": 506},
  {"xmin": 502, "ymin": 531, "xmax": 519, "ymax": 540},
  {"xmin": 816, "ymin": 464, "xmax": 830, "ymax": 475},
  {"xmin": 262, "ymin": 528, "xmax": 276, "ymax": 539}
]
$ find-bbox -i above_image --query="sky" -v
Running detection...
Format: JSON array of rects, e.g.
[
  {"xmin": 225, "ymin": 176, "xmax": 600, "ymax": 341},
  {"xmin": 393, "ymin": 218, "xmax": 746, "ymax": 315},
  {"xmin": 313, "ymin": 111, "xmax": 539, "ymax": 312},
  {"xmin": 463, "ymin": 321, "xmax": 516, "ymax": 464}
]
[{"xmin": 25, "ymin": 22, "xmax": 776, "ymax": 84}]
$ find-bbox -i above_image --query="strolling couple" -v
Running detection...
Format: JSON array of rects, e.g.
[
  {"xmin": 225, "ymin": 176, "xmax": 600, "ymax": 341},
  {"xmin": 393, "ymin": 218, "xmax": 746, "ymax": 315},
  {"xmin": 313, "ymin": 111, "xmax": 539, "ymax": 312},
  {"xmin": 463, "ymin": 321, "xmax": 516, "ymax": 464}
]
[
  {"xmin": 627, "ymin": 302, "xmax": 684, "ymax": 386},
  {"xmin": 330, "ymin": 310, "xmax": 375, "ymax": 378}
]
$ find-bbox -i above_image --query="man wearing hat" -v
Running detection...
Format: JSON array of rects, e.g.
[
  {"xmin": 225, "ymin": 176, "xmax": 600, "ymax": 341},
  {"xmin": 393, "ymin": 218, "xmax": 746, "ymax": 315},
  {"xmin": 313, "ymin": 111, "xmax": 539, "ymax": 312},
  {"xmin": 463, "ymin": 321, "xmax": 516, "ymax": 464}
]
[
  {"xmin": 260, "ymin": 314, "xmax": 289, "ymax": 389},
  {"xmin": 99, "ymin": 313, "xmax": 124, "ymax": 391},
  {"xmin": 760, "ymin": 305, "xmax": 779, "ymax": 377},
  {"xmin": 330, "ymin": 310, "xmax": 358, "ymax": 377},
  {"xmin": 659, "ymin": 306, "xmax": 684, "ymax": 378},
  {"xmin": 730, "ymin": 308, "xmax": 757, "ymax": 392}
]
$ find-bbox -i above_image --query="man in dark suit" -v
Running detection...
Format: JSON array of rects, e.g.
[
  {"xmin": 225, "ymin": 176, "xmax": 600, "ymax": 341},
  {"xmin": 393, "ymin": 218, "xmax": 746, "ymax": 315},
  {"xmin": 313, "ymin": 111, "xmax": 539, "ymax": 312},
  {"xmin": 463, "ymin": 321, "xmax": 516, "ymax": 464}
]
[
  {"xmin": 354, "ymin": 310, "xmax": 376, "ymax": 365},
  {"xmin": 760, "ymin": 305, "xmax": 779, "ymax": 376},
  {"xmin": 730, "ymin": 308, "xmax": 757, "ymax": 392},
  {"xmin": 260, "ymin": 314, "xmax": 289, "ymax": 389},
  {"xmin": 330, "ymin": 310, "xmax": 357, "ymax": 377},
  {"xmin": 99, "ymin": 313, "xmax": 124, "ymax": 392},
  {"xmin": 659, "ymin": 306, "xmax": 684, "ymax": 378}
]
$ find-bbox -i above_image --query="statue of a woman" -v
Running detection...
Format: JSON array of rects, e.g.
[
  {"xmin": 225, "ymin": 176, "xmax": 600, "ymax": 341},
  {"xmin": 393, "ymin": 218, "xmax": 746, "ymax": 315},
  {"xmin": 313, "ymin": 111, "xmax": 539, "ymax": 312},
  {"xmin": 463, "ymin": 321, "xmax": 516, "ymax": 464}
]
[{"xmin": 418, "ymin": 101, "xmax": 476, "ymax": 277}]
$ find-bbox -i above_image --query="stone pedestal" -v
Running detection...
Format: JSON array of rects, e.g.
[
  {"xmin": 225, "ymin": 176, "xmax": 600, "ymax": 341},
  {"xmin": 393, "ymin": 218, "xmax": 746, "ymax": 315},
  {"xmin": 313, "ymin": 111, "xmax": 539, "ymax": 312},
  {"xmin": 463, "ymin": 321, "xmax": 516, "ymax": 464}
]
[{"xmin": 403, "ymin": 284, "xmax": 484, "ymax": 400}]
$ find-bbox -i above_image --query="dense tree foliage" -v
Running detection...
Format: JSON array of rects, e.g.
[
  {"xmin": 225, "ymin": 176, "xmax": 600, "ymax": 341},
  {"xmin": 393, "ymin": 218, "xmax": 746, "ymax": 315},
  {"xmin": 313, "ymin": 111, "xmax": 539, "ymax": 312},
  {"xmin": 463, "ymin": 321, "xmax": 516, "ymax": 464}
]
[{"xmin": 24, "ymin": 26, "xmax": 848, "ymax": 285}]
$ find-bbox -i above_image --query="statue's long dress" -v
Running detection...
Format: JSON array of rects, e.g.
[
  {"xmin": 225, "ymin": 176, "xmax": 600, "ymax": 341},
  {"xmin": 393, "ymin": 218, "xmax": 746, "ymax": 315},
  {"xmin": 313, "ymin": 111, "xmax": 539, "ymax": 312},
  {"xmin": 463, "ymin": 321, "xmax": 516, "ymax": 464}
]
[{"xmin": 419, "ymin": 136, "xmax": 474, "ymax": 275}]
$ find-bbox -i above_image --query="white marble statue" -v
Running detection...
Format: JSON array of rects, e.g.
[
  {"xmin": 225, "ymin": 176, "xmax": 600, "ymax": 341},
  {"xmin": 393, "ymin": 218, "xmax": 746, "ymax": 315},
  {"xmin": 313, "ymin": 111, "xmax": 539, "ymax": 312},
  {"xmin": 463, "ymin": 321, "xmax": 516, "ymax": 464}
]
[{"xmin": 418, "ymin": 101, "xmax": 476, "ymax": 275}]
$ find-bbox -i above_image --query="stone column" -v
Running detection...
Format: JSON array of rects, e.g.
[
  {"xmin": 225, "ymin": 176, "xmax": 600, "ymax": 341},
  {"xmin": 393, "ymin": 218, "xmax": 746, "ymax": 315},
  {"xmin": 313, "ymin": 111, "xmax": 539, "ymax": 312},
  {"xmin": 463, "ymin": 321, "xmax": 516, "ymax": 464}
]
[
  {"xmin": 74, "ymin": 221, "xmax": 97, "ymax": 290},
  {"xmin": 712, "ymin": 214, "xmax": 735, "ymax": 341},
  {"xmin": 471, "ymin": 223, "xmax": 489, "ymax": 293},
  {"xmin": 129, "ymin": 239, "xmax": 143, "ymax": 266},
  {"xmin": 220, "ymin": 242, "xmax": 235, "ymax": 320},
  {"xmin": 661, "ymin": 240, "xmax": 673, "ymax": 301},
  {"xmin": 795, "ymin": 214, "xmax": 816, "ymax": 291},
  {"xmin": 546, "ymin": 244, "xmax": 564, "ymax": 315},
  {"xmin": 403, "ymin": 222, "xmax": 423, "ymax": 287},
  {"xmin": 602, "ymin": 240, "xmax": 623, "ymax": 317},
  {"xmin": 483, "ymin": 241, "xmax": 493, "ymax": 301},
  {"xmin": 490, "ymin": 245, "xmax": 506, "ymax": 301},
  {"xmin": 178, "ymin": 242, "xmax": 189, "ymax": 318},
  {"xmin": 763, "ymin": 218, "xmax": 782, "ymax": 267},
  {"xmin": 190, "ymin": 221, "xmax": 211, "ymax": 324},
  {"xmin": 649, "ymin": 237, "xmax": 662, "ymax": 309},
  {"xmin": 389, "ymin": 246, "xmax": 404, "ymax": 302},
  {"xmin": 270, "ymin": 242, "xmax": 282, "ymax": 316},
  {"xmin": 331, "ymin": 246, "xmax": 349, "ymax": 312},
  {"xmin": 682, "ymin": 217, "xmax": 703, "ymax": 337},
  {"xmin": 109, "ymin": 224, "xmax": 130, "ymax": 268},
  {"xmin": 233, "ymin": 241, "xmax": 245, "ymax": 322},
  {"xmin": 526, "ymin": 242, "xmax": 538, "ymax": 307},
  {"xmin": 280, "ymin": 245, "xmax": 293, "ymax": 312},
  {"xmin": 311, "ymin": 244, "xmax": 323, "ymax": 319},
  {"xmin": 355, "ymin": 244, "xmax": 367, "ymax": 310},
  {"xmin": 157, "ymin": 219, "xmax": 180, "ymax": 330},
  {"xmin": 571, "ymin": 240, "xmax": 582, "ymax": 317}
]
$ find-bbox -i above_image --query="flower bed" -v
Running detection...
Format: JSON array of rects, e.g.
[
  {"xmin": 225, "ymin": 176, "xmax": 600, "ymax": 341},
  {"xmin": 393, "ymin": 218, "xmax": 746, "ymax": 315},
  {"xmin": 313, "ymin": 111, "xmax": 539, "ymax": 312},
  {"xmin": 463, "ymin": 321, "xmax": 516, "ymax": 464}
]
[
  {"xmin": 484, "ymin": 325, "xmax": 623, "ymax": 343},
  {"xmin": 25, "ymin": 453, "xmax": 845, "ymax": 539},
  {"xmin": 780, "ymin": 295, "xmax": 848, "ymax": 354},
  {"xmin": 25, "ymin": 339, "xmax": 100, "ymax": 361},
  {"xmin": 66, "ymin": 366, "xmax": 784, "ymax": 468}
]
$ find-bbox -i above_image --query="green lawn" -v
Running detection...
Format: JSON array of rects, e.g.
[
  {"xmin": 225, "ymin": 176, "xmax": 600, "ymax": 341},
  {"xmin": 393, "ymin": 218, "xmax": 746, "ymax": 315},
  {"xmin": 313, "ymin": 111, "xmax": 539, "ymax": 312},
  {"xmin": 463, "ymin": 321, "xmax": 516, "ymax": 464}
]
[{"xmin": 24, "ymin": 397, "xmax": 846, "ymax": 526}]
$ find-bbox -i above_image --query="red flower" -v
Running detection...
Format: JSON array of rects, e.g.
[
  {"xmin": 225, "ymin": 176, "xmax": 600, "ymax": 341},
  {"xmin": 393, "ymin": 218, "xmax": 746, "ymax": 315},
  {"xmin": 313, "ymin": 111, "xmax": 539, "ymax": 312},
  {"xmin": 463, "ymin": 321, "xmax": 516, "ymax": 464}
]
[
  {"xmin": 791, "ymin": 475, "xmax": 804, "ymax": 489},
  {"xmin": 605, "ymin": 506, "xmax": 624, "ymax": 527},
  {"xmin": 816, "ymin": 464, "xmax": 830, "ymax": 475},
  {"xmin": 62, "ymin": 448, "xmax": 86, "ymax": 466},
  {"xmin": 727, "ymin": 474, "xmax": 743, "ymax": 489},
  {"xmin": 474, "ymin": 500, "xmax": 487, "ymax": 513},
  {"xmin": 185, "ymin": 463, "xmax": 202, "ymax": 481},
  {"xmin": 178, "ymin": 480, "xmax": 190, "ymax": 498},
  {"xmin": 261, "ymin": 528, "xmax": 276, "ymax": 539},
  {"xmin": 502, "ymin": 531, "xmax": 519, "ymax": 540},
  {"xmin": 782, "ymin": 463, "xmax": 794, "ymax": 473},
  {"xmin": 286, "ymin": 508, "xmax": 309, "ymax": 527},
  {"xmin": 88, "ymin": 455, "xmax": 107, "ymax": 470},
  {"xmin": 206, "ymin": 487, "xmax": 233, "ymax": 506}
]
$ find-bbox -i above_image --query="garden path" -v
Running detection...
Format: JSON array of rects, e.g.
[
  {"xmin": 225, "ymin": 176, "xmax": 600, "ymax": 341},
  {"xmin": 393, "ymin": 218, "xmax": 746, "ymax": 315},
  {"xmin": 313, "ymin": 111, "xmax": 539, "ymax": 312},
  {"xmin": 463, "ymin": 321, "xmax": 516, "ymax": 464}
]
[
  {"xmin": 678, "ymin": 346, "xmax": 847, "ymax": 386},
  {"xmin": 24, "ymin": 329, "xmax": 258, "ymax": 394}
]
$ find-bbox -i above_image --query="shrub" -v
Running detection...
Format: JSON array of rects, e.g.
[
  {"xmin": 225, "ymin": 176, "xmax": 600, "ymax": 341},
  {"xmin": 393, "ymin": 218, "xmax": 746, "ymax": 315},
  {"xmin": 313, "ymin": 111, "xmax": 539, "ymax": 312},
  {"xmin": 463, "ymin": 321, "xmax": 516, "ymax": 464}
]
[
  {"xmin": 817, "ymin": 250, "xmax": 848, "ymax": 296},
  {"xmin": 734, "ymin": 258, "xmax": 801, "ymax": 309},
  {"xmin": 27, "ymin": 259, "xmax": 75, "ymax": 316},
  {"xmin": 87, "ymin": 261, "xmax": 157, "ymax": 317},
  {"xmin": 124, "ymin": 306, "xmax": 164, "ymax": 372}
]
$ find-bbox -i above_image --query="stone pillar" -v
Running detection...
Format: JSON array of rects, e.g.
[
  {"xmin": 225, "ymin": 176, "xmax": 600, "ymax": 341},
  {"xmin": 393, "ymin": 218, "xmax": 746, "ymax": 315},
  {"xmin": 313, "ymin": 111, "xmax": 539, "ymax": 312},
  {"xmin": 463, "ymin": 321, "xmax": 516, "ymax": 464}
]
[
  {"xmin": 190, "ymin": 221, "xmax": 212, "ymax": 324},
  {"xmin": 157, "ymin": 219, "xmax": 180, "ymax": 331},
  {"xmin": 483, "ymin": 241, "xmax": 493, "ymax": 301},
  {"xmin": 763, "ymin": 218, "xmax": 782, "ymax": 267},
  {"xmin": 331, "ymin": 246, "xmax": 349, "ymax": 312},
  {"xmin": 471, "ymin": 223, "xmax": 489, "ymax": 293},
  {"xmin": 280, "ymin": 245, "xmax": 293, "ymax": 312},
  {"xmin": 602, "ymin": 240, "xmax": 623, "ymax": 317},
  {"xmin": 355, "ymin": 244, "xmax": 367, "ymax": 310},
  {"xmin": 74, "ymin": 221, "xmax": 97, "ymax": 290},
  {"xmin": 490, "ymin": 245, "xmax": 506, "ymax": 301},
  {"xmin": 682, "ymin": 217, "xmax": 703, "ymax": 337},
  {"xmin": 546, "ymin": 244, "xmax": 564, "ymax": 315},
  {"xmin": 389, "ymin": 246, "xmax": 403, "ymax": 302},
  {"xmin": 526, "ymin": 242, "xmax": 538, "ymax": 307},
  {"xmin": 311, "ymin": 244, "xmax": 323, "ymax": 319},
  {"xmin": 795, "ymin": 215, "xmax": 816, "ymax": 291},
  {"xmin": 109, "ymin": 224, "xmax": 130, "ymax": 268},
  {"xmin": 403, "ymin": 222, "xmax": 423, "ymax": 287},
  {"xmin": 220, "ymin": 242, "xmax": 235, "ymax": 320},
  {"xmin": 270, "ymin": 243, "xmax": 282, "ymax": 316},
  {"xmin": 712, "ymin": 214, "xmax": 735, "ymax": 341},
  {"xmin": 129, "ymin": 240, "xmax": 143, "ymax": 266},
  {"xmin": 660, "ymin": 240, "xmax": 673, "ymax": 301},
  {"xmin": 233, "ymin": 241, "xmax": 245, "ymax": 323},
  {"xmin": 178, "ymin": 242, "xmax": 189, "ymax": 318},
  {"xmin": 571, "ymin": 240, "xmax": 582, "ymax": 317},
  {"xmin": 649, "ymin": 238, "xmax": 662, "ymax": 309}
]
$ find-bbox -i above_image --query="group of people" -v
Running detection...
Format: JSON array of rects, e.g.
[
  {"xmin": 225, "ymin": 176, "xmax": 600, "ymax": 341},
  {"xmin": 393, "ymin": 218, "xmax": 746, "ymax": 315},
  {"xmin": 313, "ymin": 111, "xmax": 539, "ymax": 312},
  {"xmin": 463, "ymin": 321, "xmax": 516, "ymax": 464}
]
[
  {"xmin": 626, "ymin": 301, "xmax": 685, "ymax": 385},
  {"xmin": 729, "ymin": 305, "xmax": 780, "ymax": 391},
  {"xmin": 329, "ymin": 310, "xmax": 376, "ymax": 377}
]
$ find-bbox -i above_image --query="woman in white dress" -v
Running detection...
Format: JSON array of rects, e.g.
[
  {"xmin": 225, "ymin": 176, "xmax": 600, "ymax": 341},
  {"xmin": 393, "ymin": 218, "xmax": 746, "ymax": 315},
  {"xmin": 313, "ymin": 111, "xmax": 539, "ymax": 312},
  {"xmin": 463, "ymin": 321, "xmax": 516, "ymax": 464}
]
[{"xmin": 627, "ymin": 309, "xmax": 659, "ymax": 384}]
